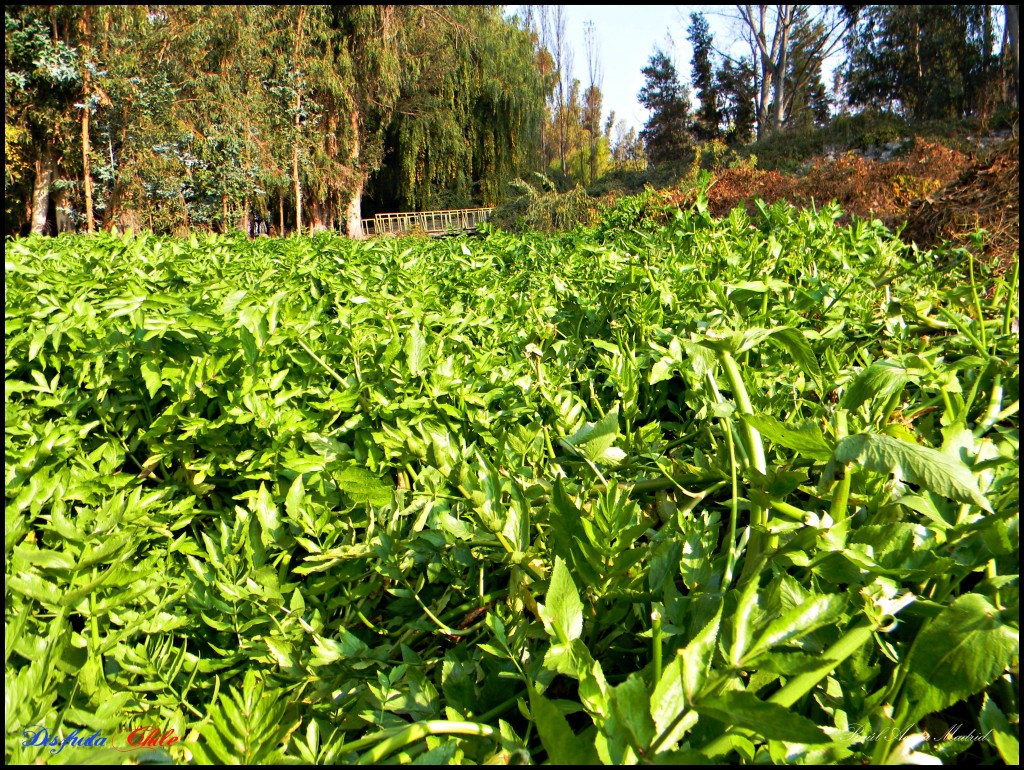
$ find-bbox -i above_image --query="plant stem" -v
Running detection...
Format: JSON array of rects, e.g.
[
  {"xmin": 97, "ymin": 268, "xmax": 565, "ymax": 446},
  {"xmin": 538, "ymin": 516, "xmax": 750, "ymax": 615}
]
[
  {"xmin": 651, "ymin": 608, "xmax": 663, "ymax": 684},
  {"xmin": 830, "ymin": 409, "xmax": 852, "ymax": 522},
  {"xmin": 698, "ymin": 620, "xmax": 874, "ymax": 759},
  {"xmin": 722, "ymin": 417, "xmax": 740, "ymax": 590},
  {"xmin": 1001, "ymin": 255, "xmax": 1019, "ymax": 337},
  {"xmin": 335, "ymin": 720, "xmax": 496, "ymax": 764},
  {"xmin": 968, "ymin": 249, "xmax": 987, "ymax": 351},
  {"xmin": 719, "ymin": 351, "xmax": 770, "ymax": 581}
]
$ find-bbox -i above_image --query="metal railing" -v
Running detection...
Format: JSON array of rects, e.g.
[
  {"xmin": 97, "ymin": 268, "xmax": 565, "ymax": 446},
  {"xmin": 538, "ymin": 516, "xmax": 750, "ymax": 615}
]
[{"xmin": 361, "ymin": 207, "xmax": 493, "ymax": 237}]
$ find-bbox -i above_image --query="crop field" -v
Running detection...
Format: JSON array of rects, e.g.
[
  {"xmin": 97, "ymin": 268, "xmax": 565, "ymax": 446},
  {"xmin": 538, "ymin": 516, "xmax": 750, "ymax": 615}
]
[{"xmin": 4, "ymin": 193, "xmax": 1019, "ymax": 764}]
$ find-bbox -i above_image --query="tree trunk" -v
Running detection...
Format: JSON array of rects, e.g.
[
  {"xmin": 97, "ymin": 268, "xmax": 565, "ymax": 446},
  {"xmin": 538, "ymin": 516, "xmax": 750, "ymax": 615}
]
[
  {"xmin": 346, "ymin": 110, "xmax": 364, "ymax": 239},
  {"xmin": 53, "ymin": 184, "xmax": 73, "ymax": 233},
  {"xmin": 324, "ymin": 200, "xmax": 335, "ymax": 232},
  {"xmin": 292, "ymin": 7, "xmax": 306, "ymax": 237},
  {"xmin": 293, "ymin": 93, "xmax": 303, "ymax": 237},
  {"xmin": 757, "ymin": 56, "xmax": 772, "ymax": 139},
  {"xmin": 770, "ymin": 7, "xmax": 792, "ymax": 133},
  {"xmin": 30, "ymin": 146, "xmax": 55, "ymax": 235},
  {"xmin": 81, "ymin": 8, "xmax": 95, "ymax": 232},
  {"xmin": 742, "ymin": 5, "xmax": 793, "ymax": 138},
  {"xmin": 222, "ymin": 195, "xmax": 230, "ymax": 233},
  {"xmin": 279, "ymin": 194, "xmax": 285, "ymax": 237},
  {"xmin": 82, "ymin": 101, "xmax": 95, "ymax": 232},
  {"xmin": 307, "ymin": 198, "xmax": 325, "ymax": 233},
  {"xmin": 346, "ymin": 179, "xmax": 364, "ymax": 239},
  {"xmin": 238, "ymin": 199, "xmax": 250, "ymax": 235}
]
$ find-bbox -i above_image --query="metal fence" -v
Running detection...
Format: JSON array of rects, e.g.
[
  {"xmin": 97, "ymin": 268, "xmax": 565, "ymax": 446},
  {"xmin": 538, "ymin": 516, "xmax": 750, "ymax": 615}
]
[{"xmin": 361, "ymin": 207, "xmax": 493, "ymax": 237}]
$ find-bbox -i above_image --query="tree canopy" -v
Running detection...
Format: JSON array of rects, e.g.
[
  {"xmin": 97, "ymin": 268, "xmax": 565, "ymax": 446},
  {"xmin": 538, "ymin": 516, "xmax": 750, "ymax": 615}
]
[
  {"xmin": 5, "ymin": 4, "xmax": 1020, "ymax": 238},
  {"xmin": 638, "ymin": 49, "xmax": 692, "ymax": 165},
  {"xmin": 4, "ymin": 5, "xmax": 551, "ymax": 237}
]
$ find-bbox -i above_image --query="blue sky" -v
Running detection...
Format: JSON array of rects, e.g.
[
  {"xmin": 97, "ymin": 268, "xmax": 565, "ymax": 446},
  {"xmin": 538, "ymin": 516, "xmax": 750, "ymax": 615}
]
[
  {"xmin": 519, "ymin": 5, "xmax": 844, "ymax": 135},
  {"xmin": 562, "ymin": 5, "xmax": 707, "ymax": 133}
]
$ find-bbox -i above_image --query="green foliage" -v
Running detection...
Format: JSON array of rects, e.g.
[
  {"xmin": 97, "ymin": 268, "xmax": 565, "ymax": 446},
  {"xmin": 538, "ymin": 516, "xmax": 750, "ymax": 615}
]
[
  {"xmin": 688, "ymin": 13, "xmax": 722, "ymax": 142},
  {"xmin": 4, "ymin": 6, "xmax": 549, "ymax": 237},
  {"xmin": 638, "ymin": 49, "xmax": 693, "ymax": 165},
  {"xmin": 5, "ymin": 193, "xmax": 1019, "ymax": 764},
  {"xmin": 842, "ymin": 5, "xmax": 1005, "ymax": 121},
  {"xmin": 491, "ymin": 173, "xmax": 595, "ymax": 233}
]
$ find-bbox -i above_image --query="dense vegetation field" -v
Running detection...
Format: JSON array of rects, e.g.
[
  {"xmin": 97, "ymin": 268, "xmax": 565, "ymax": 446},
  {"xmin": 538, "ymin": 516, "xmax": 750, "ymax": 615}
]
[{"xmin": 5, "ymin": 194, "xmax": 1019, "ymax": 764}]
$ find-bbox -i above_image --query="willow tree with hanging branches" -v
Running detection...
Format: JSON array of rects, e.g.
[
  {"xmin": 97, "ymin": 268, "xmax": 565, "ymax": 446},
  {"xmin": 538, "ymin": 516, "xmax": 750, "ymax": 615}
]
[{"xmin": 371, "ymin": 6, "xmax": 549, "ymax": 214}]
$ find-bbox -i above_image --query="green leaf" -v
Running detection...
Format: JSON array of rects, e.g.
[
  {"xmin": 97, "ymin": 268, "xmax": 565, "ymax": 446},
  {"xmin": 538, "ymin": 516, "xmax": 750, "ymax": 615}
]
[
  {"xmin": 740, "ymin": 414, "xmax": 832, "ymax": 460},
  {"xmin": 253, "ymin": 483, "xmax": 283, "ymax": 546},
  {"xmin": 979, "ymin": 693, "xmax": 1019, "ymax": 765},
  {"xmin": 841, "ymin": 360, "xmax": 911, "ymax": 411},
  {"xmin": 284, "ymin": 474, "xmax": 306, "ymax": 520},
  {"xmin": 699, "ymin": 691, "xmax": 831, "ymax": 744},
  {"xmin": 562, "ymin": 403, "xmax": 625, "ymax": 465},
  {"xmin": 529, "ymin": 687, "xmax": 600, "ymax": 765},
  {"xmin": 610, "ymin": 674, "xmax": 656, "ymax": 751},
  {"xmin": 140, "ymin": 358, "xmax": 163, "ymax": 399},
  {"xmin": 730, "ymin": 577, "xmax": 761, "ymax": 667},
  {"xmin": 335, "ymin": 466, "xmax": 393, "ymax": 507},
  {"xmin": 683, "ymin": 601, "xmax": 723, "ymax": 701},
  {"xmin": 747, "ymin": 594, "xmax": 847, "ymax": 661},
  {"xmin": 539, "ymin": 555, "xmax": 583, "ymax": 645},
  {"xmin": 902, "ymin": 593, "xmax": 1019, "ymax": 726},
  {"xmin": 651, "ymin": 653, "xmax": 698, "ymax": 750},
  {"xmin": 767, "ymin": 327, "xmax": 823, "ymax": 388},
  {"xmin": 835, "ymin": 432, "xmax": 992, "ymax": 511},
  {"xmin": 649, "ymin": 356, "xmax": 677, "ymax": 385},
  {"xmin": 405, "ymin": 322, "xmax": 427, "ymax": 376}
]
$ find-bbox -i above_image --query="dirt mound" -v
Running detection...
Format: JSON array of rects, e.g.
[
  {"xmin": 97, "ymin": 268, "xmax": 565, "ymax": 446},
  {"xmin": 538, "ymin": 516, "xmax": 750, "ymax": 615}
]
[{"xmin": 903, "ymin": 137, "xmax": 1019, "ymax": 275}]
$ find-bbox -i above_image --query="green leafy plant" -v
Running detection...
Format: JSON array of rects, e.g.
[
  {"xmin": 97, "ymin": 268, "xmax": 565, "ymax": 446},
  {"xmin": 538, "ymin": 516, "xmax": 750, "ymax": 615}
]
[{"xmin": 5, "ymin": 195, "xmax": 1018, "ymax": 764}]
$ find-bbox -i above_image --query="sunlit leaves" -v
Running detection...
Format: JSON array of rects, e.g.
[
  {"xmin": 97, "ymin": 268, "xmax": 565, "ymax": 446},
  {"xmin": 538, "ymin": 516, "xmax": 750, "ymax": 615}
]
[
  {"xmin": 561, "ymin": 403, "xmax": 626, "ymax": 466},
  {"xmin": 4, "ymin": 193, "xmax": 1018, "ymax": 766},
  {"xmin": 834, "ymin": 432, "xmax": 992, "ymax": 511},
  {"xmin": 902, "ymin": 594, "xmax": 1019, "ymax": 726}
]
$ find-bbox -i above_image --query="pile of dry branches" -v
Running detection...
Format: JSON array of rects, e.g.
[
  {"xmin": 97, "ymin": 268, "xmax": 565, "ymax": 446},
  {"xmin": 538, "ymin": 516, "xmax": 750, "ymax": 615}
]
[{"xmin": 903, "ymin": 136, "xmax": 1019, "ymax": 275}]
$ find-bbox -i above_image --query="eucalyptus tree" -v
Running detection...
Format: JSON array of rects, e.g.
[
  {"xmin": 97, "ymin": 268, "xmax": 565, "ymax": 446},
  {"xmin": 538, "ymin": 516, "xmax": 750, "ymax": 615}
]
[
  {"xmin": 321, "ymin": 5, "xmax": 409, "ymax": 238},
  {"xmin": 5, "ymin": 5, "xmax": 83, "ymax": 234}
]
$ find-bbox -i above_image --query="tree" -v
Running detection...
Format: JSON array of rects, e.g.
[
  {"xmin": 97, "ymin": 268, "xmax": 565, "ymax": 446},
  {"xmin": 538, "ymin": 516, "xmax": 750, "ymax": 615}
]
[
  {"xmin": 842, "ymin": 6, "xmax": 1008, "ymax": 120},
  {"xmin": 5, "ymin": 6, "xmax": 83, "ymax": 234},
  {"xmin": 583, "ymin": 20, "xmax": 603, "ymax": 184},
  {"xmin": 784, "ymin": 7, "xmax": 832, "ymax": 128},
  {"xmin": 611, "ymin": 119, "xmax": 645, "ymax": 169},
  {"xmin": 736, "ymin": 4, "xmax": 794, "ymax": 138},
  {"xmin": 732, "ymin": 5, "xmax": 850, "ymax": 138},
  {"xmin": 688, "ymin": 13, "xmax": 722, "ymax": 141},
  {"xmin": 4, "ymin": 5, "xmax": 549, "ymax": 238},
  {"xmin": 638, "ymin": 49, "xmax": 691, "ymax": 164},
  {"xmin": 552, "ymin": 6, "xmax": 574, "ymax": 175},
  {"xmin": 716, "ymin": 56, "xmax": 758, "ymax": 145}
]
